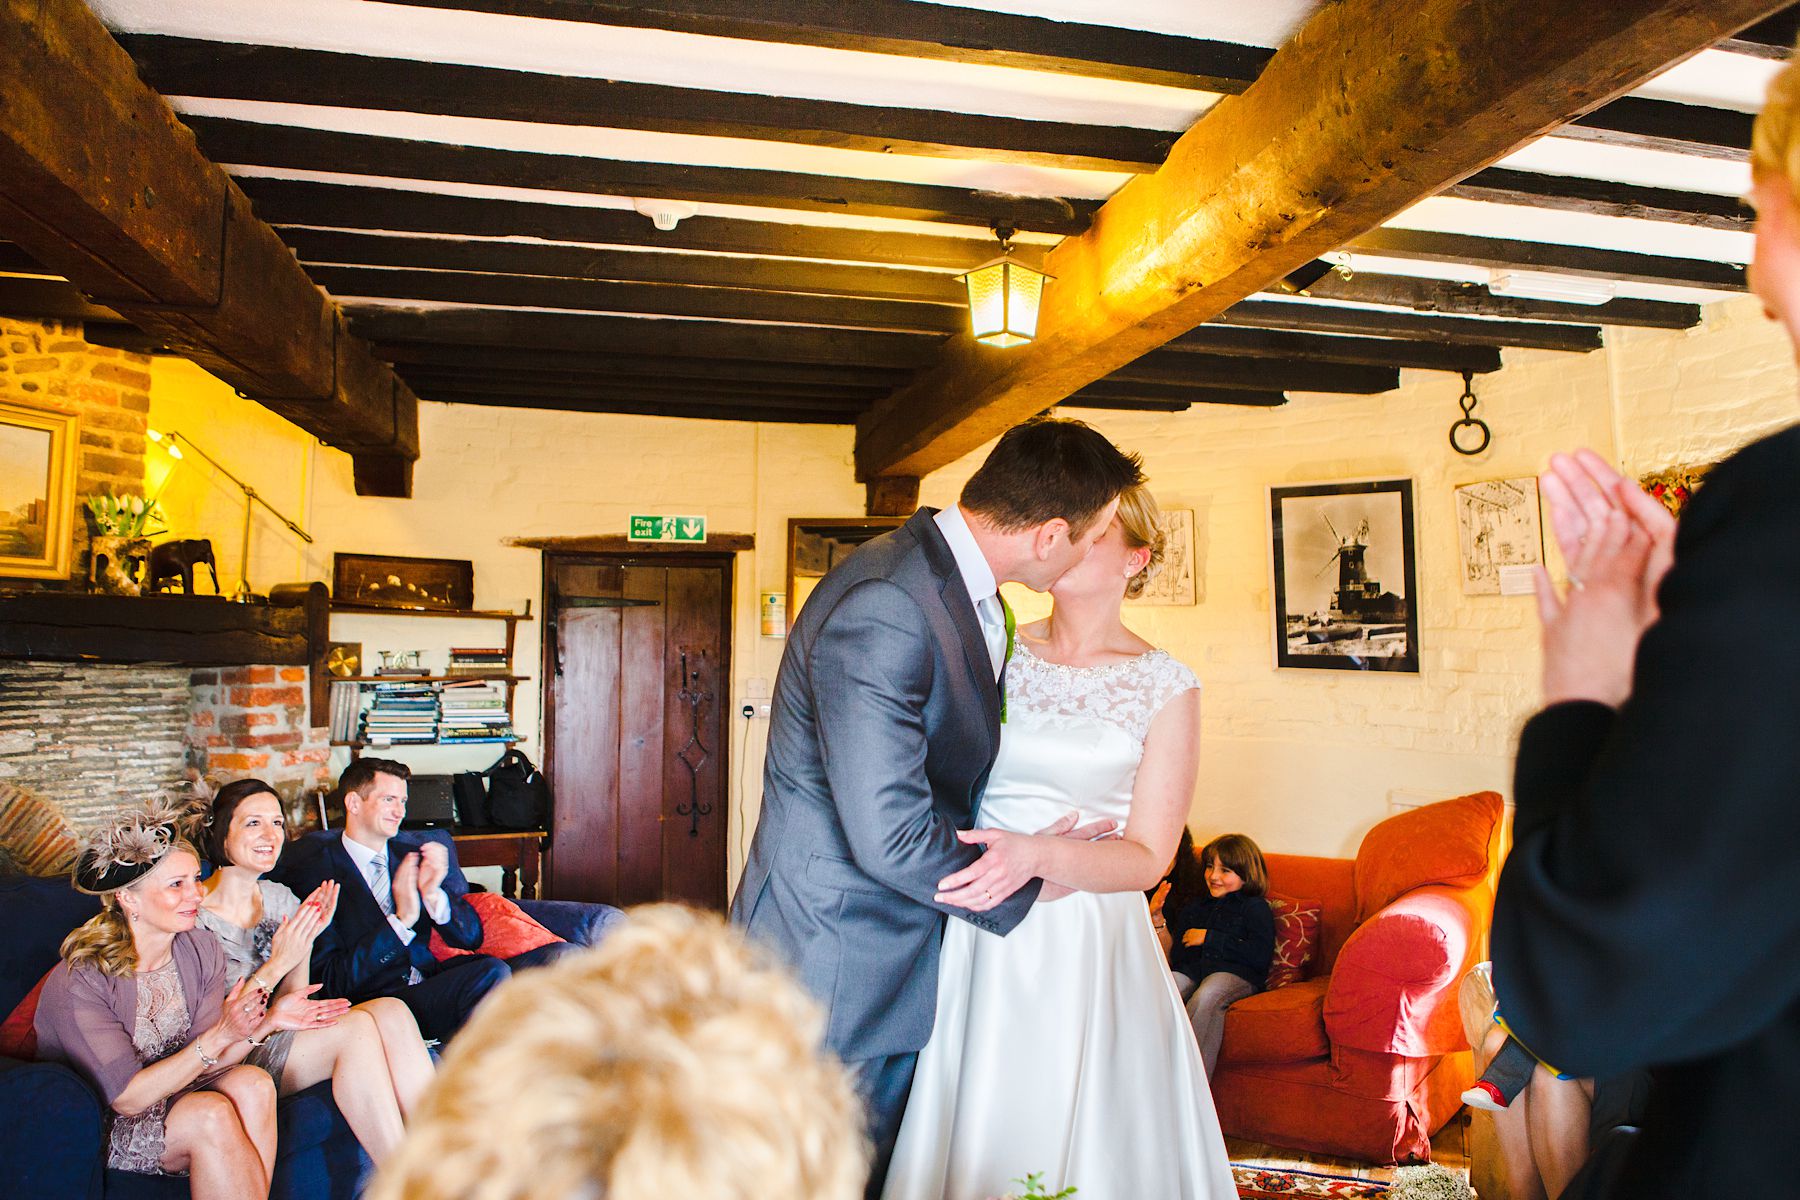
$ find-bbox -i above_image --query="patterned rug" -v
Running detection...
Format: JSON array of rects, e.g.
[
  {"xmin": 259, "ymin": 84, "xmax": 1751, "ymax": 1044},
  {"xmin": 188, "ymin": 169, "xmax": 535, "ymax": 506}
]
[{"xmin": 1233, "ymin": 1163, "xmax": 1389, "ymax": 1199}]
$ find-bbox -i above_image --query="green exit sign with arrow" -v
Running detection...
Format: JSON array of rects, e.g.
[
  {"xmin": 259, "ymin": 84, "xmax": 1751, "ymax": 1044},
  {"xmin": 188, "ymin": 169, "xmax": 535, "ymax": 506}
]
[{"xmin": 628, "ymin": 514, "xmax": 708, "ymax": 543}]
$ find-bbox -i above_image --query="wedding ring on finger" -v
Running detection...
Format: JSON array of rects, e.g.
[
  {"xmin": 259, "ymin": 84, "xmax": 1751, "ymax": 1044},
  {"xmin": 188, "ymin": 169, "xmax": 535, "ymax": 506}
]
[{"xmin": 1568, "ymin": 575, "xmax": 1586, "ymax": 591}]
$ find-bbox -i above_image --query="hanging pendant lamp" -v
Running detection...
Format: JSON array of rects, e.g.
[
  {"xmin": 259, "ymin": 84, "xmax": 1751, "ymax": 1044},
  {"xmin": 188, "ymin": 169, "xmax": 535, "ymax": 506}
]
[{"xmin": 959, "ymin": 223, "xmax": 1052, "ymax": 348}]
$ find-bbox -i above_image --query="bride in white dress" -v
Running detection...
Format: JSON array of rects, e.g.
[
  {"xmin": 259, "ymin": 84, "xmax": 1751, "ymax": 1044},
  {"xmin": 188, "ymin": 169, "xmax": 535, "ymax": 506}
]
[{"xmin": 883, "ymin": 485, "xmax": 1237, "ymax": 1200}]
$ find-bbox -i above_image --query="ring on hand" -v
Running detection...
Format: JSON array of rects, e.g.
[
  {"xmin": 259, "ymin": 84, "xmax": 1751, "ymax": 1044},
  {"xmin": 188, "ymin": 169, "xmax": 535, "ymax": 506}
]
[{"xmin": 1569, "ymin": 575, "xmax": 1586, "ymax": 591}]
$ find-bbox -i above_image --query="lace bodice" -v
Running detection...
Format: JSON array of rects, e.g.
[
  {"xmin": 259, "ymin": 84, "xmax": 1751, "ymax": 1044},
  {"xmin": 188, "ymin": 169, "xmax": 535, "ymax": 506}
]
[
  {"xmin": 977, "ymin": 642, "xmax": 1200, "ymax": 835},
  {"xmin": 1005, "ymin": 641, "xmax": 1200, "ymax": 745}
]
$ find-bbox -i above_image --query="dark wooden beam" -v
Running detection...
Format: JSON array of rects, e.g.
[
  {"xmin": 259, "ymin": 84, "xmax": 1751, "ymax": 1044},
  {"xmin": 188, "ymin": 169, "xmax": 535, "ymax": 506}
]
[
  {"xmin": 377, "ymin": 342, "xmax": 914, "ymax": 388},
  {"xmin": 1107, "ymin": 352, "xmax": 1399, "ymax": 394},
  {"xmin": 409, "ymin": 376, "xmax": 868, "ymax": 412},
  {"xmin": 1567, "ymin": 96, "xmax": 1752, "ymax": 162},
  {"xmin": 1346, "ymin": 228, "xmax": 1746, "ymax": 292},
  {"xmin": 120, "ymin": 34, "xmax": 1169, "ymax": 174},
  {"xmin": 238, "ymin": 178, "xmax": 1009, "ymax": 272},
  {"xmin": 416, "ymin": 389, "xmax": 858, "ymax": 425},
  {"xmin": 0, "ymin": 241, "xmax": 44, "ymax": 273},
  {"xmin": 186, "ymin": 117, "xmax": 1098, "ymax": 235},
  {"xmin": 1719, "ymin": 8, "xmax": 1799, "ymax": 57},
  {"xmin": 1220, "ymin": 299, "xmax": 1605, "ymax": 352},
  {"xmin": 1298, "ymin": 272, "xmax": 1701, "ymax": 329},
  {"xmin": 0, "ymin": 0, "xmax": 419, "ymax": 494},
  {"xmin": 0, "ymin": 591, "xmax": 316, "ymax": 666},
  {"xmin": 1070, "ymin": 385, "xmax": 1286, "ymax": 408},
  {"xmin": 310, "ymin": 265, "xmax": 964, "ymax": 333},
  {"xmin": 1446, "ymin": 167, "xmax": 1753, "ymax": 231},
  {"xmin": 397, "ymin": 364, "xmax": 889, "ymax": 402},
  {"xmin": 505, "ymin": 533, "xmax": 756, "ymax": 553},
  {"xmin": 281, "ymin": 228, "xmax": 966, "ymax": 305},
  {"xmin": 853, "ymin": 0, "xmax": 1777, "ymax": 479},
  {"xmin": 349, "ymin": 306, "xmax": 945, "ymax": 367},
  {"xmin": 379, "ymin": 0, "xmax": 1272, "ymax": 92},
  {"xmin": 866, "ymin": 476, "xmax": 921, "ymax": 517},
  {"xmin": 0, "ymin": 274, "xmax": 123, "ymax": 323},
  {"xmin": 1163, "ymin": 325, "xmax": 1504, "ymax": 373}
]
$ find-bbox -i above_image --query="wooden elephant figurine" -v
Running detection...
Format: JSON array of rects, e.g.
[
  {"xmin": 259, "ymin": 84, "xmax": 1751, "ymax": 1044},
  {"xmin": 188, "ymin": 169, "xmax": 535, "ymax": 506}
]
[{"xmin": 148, "ymin": 538, "xmax": 220, "ymax": 594}]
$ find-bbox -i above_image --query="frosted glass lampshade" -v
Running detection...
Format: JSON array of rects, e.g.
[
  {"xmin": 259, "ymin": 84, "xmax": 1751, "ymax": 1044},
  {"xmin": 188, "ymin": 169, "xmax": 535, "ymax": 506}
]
[{"xmin": 960, "ymin": 255, "xmax": 1049, "ymax": 348}]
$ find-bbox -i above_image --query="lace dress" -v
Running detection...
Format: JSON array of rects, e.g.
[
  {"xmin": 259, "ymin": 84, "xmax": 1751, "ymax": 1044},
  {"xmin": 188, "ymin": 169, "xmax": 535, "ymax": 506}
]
[
  {"xmin": 107, "ymin": 959, "xmax": 195, "ymax": 1174},
  {"xmin": 884, "ymin": 641, "xmax": 1237, "ymax": 1200},
  {"xmin": 196, "ymin": 880, "xmax": 298, "ymax": 1084}
]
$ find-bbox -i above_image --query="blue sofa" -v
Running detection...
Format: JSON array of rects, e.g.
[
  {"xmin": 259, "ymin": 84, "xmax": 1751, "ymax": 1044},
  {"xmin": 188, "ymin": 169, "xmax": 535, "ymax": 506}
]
[{"xmin": 0, "ymin": 844, "xmax": 623, "ymax": 1200}]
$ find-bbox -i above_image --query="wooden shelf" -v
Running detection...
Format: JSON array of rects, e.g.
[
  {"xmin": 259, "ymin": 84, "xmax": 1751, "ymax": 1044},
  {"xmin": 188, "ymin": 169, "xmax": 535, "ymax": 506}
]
[
  {"xmin": 329, "ymin": 603, "xmax": 532, "ymax": 622},
  {"xmin": 333, "ymin": 672, "xmax": 530, "ymax": 684},
  {"xmin": 331, "ymin": 737, "xmax": 520, "ymax": 749}
]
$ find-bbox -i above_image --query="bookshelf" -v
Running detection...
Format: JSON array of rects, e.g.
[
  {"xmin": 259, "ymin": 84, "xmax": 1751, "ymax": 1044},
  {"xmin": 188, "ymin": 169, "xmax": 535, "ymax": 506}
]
[{"xmin": 325, "ymin": 604, "xmax": 534, "ymax": 756}]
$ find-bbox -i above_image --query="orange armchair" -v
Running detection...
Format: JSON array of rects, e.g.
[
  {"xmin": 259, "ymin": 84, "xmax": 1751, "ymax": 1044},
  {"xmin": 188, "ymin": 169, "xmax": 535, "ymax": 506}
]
[{"xmin": 1210, "ymin": 791, "xmax": 1505, "ymax": 1163}]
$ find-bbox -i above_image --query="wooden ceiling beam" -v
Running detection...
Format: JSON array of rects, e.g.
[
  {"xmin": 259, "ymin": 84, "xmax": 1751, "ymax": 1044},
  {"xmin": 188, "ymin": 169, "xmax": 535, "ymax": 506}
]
[
  {"xmin": 1345, "ymin": 228, "xmax": 1747, "ymax": 291},
  {"xmin": 0, "ymin": 274, "xmax": 123, "ymax": 324},
  {"xmin": 415, "ymin": 377, "xmax": 864, "ymax": 411},
  {"xmin": 0, "ymin": 0, "xmax": 419, "ymax": 495},
  {"xmin": 119, "ymin": 34, "xmax": 1170, "ymax": 174},
  {"xmin": 1298, "ymin": 272, "xmax": 1701, "ymax": 329},
  {"xmin": 237, "ymin": 178, "xmax": 1007, "ymax": 272},
  {"xmin": 1446, "ymin": 167, "xmax": 1752, "ymax": 231},
  {"xmin": 186, "ymin": 117, "xmax": 1098, "ymax": 235},
  {"xmin": 853, "ymin": 0, "xmax": 1775, "ymax": 480},
  {"xmin": 1163, "ymin": 325, "xmax": 1505, "ymax": 373},
  {"xmin": 1071, "ymin": 385, "xmax": 1287, "ymax": 408},
  {"xmin": 1220, "ymin": 299, "xmax": 1605, "ymax": 352},
  {"xmin": 378, "ymin": 0, "xmax": 1272, "ymax": 92},
  {"xmin": 1566, "ymin": 96, "xmax": 1752, "ymax": 161},
  {"xmin": 1106, "ymin": 353, "xmax": 1400, "ymax": 394},
  {"xmin": 309, "ymin": 265, "xmax": 963, "ymax": 333},
  {"xmin": 348, "ymin": 307, "xmax": 945, "ymax": 368},
  {"xmin": 1719, "ymin": 8, "xmax": 1799, "ymax": 57},
  {"xmin": 415, "ymin": 388, "xmax": 860, "ymax": 425},
  {"xmin": 397, "ymin": 365, "xmax": 889, "ymax": 402},
  {"xmin": 375, "ymin": 342, "xmax": 914, "ymax": 387},
  {"xmin": 281, "ymin": 228, "xmax": 965, "ymax": 304}
]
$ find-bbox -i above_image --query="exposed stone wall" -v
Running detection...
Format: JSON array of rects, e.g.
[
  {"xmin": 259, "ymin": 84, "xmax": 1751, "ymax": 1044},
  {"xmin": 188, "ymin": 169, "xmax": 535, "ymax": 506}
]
[
  {"xmin": 0, "ymin": 662, "xmax": 190, "ymax": 832},
  {"xmin": 0, "ymin": 317, "xmax": 154, "ymax": 589},
  {"xmin": 187, "ymin": 665, "xmax": 332, "ymax": 816}
]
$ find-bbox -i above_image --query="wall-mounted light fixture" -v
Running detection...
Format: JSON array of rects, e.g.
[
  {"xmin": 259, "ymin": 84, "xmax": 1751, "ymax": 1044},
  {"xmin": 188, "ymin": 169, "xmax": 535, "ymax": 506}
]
[
  {"xmin": 147, "ymin": 428, "xmax": 313, "ymax": 601},
  {"xmin": 960, "ymin": 223, "xmax": 1052, "ymax": 348}
]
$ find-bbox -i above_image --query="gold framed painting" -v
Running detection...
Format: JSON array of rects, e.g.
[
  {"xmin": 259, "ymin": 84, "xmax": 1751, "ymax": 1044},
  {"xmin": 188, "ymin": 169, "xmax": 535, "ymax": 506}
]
[{"xmin": 0, "ymin": 399, "xmax": 78, "ymax": 580}]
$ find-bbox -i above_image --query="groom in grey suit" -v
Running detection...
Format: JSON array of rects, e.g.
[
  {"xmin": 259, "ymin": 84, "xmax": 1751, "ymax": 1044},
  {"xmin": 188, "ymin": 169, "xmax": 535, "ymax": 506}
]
[{"xmin": 732, "ymin": 418, "xmax": 1143, "ymax": 1194}]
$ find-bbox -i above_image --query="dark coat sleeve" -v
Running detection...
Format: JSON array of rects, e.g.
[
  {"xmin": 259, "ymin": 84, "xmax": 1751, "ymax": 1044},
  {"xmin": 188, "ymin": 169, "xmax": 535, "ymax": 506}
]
[
  {"xmin": 809, "ymin": 578, "xmax": 1038, "ymax": 935},
  {"xmin": 282, "ymin": 844, "xmax": 417, "ymax": 1001},
  {"xmin": 1492, "ymin": 430, "xmax": 1800, "ymax": 1079}
]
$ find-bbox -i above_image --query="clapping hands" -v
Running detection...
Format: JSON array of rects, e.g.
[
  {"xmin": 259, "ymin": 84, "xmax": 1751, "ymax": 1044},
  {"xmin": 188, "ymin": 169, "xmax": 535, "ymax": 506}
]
[
  {"xmin": 1533, "ymin": 449, "xmax": 1677, "ymax": 708},
  {"xmin": 264, "ymin": 983, "xmax": 351, "ymax": 1033},
  {"xmin": 264, "ymin": 880, "xmax": 339, "ymax": 982}
]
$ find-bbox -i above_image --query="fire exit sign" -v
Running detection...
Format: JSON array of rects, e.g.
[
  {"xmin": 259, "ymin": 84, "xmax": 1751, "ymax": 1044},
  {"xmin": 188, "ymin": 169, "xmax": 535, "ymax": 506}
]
[{"xmin": 628, "ymin": 514, "xmax": 707, "ymax": 543}]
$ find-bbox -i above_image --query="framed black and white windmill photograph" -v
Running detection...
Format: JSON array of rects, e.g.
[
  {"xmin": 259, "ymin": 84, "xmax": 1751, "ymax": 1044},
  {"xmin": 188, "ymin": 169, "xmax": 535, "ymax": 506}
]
[{"xmin": 1269, "ymin": 479, "xmax": 1419, "ymax": 673}]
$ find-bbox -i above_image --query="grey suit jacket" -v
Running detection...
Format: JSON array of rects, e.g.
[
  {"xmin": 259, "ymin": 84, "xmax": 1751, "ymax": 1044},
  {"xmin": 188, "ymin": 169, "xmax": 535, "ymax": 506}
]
[{"xmin": 731, "ymin": 507, "xmax": 1039, "ymax": 1062}]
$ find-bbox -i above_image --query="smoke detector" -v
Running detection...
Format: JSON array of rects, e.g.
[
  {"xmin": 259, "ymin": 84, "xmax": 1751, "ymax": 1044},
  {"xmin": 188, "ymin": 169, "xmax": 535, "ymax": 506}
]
[{"xmin": 633, "ymin": 198, "xmax": 700, "ymax": 231}]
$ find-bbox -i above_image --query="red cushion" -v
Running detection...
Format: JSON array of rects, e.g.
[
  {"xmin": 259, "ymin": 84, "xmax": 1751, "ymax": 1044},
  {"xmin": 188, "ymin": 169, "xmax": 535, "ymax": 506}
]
[
  {"xmin": 1219, "ymin": 977, "xmax": 1330, "ymax": 1066},
  {"xmin": 1352, "ymin": 791, "xmax": 1502, "ymax": 921},
  {"xmin": 429, "ymin": 892, "xmax": 563, "ymax": 961},
  {"xmin": 0, "ymin": 968, "xmax": 53, "ymax": 1060},
  {"xmin": 1325, "ymin": 886, "xmax": 1475, "ymax": 1057},
  {"xmin": 1265, "ymin": 892, "xmax": 1322, "ymax": 990}
]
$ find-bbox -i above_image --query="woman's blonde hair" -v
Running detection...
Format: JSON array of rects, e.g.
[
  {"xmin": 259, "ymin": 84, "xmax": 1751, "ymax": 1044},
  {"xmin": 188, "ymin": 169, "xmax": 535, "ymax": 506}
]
[
  {"xmin": 1753, "ymin": 46, "xmax": 1800, "ymax": 193},
  {"xmin": 1117, "ymin": 483, "xmax": 1167, "ymax": 600},
  {"xmin": 369, "ymin": 904, "xmax": 867, "ymax": 1200},
  {"xmin": 60, "ymin": 839, "xmax": 200, "ymax": 978}
]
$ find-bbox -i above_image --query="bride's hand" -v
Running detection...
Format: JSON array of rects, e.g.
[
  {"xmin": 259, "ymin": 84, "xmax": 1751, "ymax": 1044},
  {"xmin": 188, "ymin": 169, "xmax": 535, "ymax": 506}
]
[{"xmin": 934, "ymin": 828, "xmax": 1043, "ymax": 912}]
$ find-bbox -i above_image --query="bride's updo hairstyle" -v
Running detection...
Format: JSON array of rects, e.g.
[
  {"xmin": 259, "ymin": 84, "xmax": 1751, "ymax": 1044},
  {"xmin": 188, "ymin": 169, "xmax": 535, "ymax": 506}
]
[{"xmin": 1117, "ymin": 485, "xmax": 1166, "ymax": 600}]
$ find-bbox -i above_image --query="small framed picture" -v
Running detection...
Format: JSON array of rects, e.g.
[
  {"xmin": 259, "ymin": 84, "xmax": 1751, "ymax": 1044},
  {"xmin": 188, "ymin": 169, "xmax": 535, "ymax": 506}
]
[
  {"xmin": 0, "ymin": 399, "xmax": 78, "ymax": 580},
  {"xmin": 1455, "ymin": 477, "xmax": 1544, "ymax": 595},
  {"xmin": 1270, "ymin": 479, "xmax": 1418, "ymax": 673},
  {"xmin": 333, "ymin": 553, "xmax": 474, "ymax": 611}
]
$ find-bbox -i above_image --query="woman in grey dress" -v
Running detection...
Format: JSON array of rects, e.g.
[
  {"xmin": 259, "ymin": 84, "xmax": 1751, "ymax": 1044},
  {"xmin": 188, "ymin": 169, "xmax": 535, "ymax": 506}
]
[
  {"xmin": 197, "ymin": 779, "xmax": 434, "ymax": 1165},
  {"xmin": 34, "ymin": 799, "xmax": 348, "ymax": 1197}
]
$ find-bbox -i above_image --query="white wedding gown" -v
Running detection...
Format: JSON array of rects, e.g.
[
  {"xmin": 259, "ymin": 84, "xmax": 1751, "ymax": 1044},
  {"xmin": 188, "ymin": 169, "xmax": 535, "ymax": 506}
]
[{"xmin": 883, "ymin": 642, "xmax": 1237, "ymax": 1200}]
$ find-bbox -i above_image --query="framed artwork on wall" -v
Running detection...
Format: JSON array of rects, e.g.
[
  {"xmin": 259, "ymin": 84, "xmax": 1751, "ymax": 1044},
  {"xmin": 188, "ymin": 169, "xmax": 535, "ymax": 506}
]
[
  {"xmin": 1128, "ymin": 507, "xmax": 1197, "ymax": 606},
  {"xmin": 1269, "ymin": 479, "xmax": 1419, "ymax": 673},
  {"xmin": 1454, "ymin": 477, "xmax": 1544, "ymax": 595},
  {"xmin": 333, "ymin": 553, "xmax": 475, "ymax": 611},
  {"xmin": 0, "ymin": 399, "xmax": 78, "ymax": 580}
]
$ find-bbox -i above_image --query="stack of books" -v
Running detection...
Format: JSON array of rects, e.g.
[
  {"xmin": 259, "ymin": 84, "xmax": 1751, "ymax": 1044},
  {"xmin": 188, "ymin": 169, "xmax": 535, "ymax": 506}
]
[
  {"xmin": 359, "ymin": 680, "xmax": 439, "ymax": 746},
  {"xmin": 327, "ymin": 681, "xmax": 361, "ymax": 743},
  {"xmin": 437, "ymin": 680, "xmax": 516, "ymax": 744},
  {"xmin": 447, "ymin": 646, "xmax": 510, "ymax": 676}
]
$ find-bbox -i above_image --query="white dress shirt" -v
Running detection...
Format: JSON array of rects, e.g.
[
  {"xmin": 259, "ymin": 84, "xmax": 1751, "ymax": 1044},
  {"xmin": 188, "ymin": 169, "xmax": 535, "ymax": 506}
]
[
  {"xmin": 935, "ymin": 505, "xmax": 1007, "ymax": 679},
  {"xmin": 341, "ymin": 832, "xmax": 450, "ymax": 945}
]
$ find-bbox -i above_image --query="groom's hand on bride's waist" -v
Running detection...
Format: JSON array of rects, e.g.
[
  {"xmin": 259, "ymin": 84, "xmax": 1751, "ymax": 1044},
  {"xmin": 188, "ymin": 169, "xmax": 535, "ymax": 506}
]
[{"xmin": 932, "ymin": 813, "xmax": 1119, "ymax": 912}]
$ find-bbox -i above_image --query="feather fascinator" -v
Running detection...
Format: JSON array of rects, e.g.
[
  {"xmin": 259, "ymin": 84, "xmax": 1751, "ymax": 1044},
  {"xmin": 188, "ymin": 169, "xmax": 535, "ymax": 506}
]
[{"xmin": 73, "ymin": 794, "xmax": 210, "ymax": 895}]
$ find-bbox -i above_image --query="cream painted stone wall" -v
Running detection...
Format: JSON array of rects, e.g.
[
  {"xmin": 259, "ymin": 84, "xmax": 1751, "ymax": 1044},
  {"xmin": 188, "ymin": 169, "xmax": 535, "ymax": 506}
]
[
  {"xmin": 149, "ymin": 370, "xmax": 862, "ymax": 887},
  {"xmin": 923, "ymin": 296, "xmax": 1798, "ymax": 859}
]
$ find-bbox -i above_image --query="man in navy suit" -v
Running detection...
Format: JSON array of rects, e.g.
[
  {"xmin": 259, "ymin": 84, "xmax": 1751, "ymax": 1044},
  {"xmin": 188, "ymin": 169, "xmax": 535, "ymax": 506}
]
[{"xmin": 273, "ymin": 758, "xmax": 546, "ymax": 1040}]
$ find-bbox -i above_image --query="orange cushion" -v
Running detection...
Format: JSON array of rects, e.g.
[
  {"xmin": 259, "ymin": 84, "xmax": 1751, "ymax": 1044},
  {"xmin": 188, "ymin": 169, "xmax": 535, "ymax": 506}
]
[
  {"xmin": 1265, "ymin": 893, "xmax": 1321, "ymax": 990},
  {"xmin": 1220, "ymin": 977, "xmax": 1330, "ymax": 1066},
  {"xmin": 429, "ymin": 892, "xmax": 563, "ymax": 961},
  {"xmin": 0, "ymin": 968, "xmax": 52, "ymax": 1060},
  {"xmin": 1352, "ymin": 792, "xmax": 1502, "ymax": 921}
]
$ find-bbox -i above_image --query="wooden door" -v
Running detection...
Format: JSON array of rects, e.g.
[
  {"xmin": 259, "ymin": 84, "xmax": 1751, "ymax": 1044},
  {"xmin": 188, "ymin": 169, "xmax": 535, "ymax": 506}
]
[{"xmin": 542, "ymin": 554, "xmax": 731, "ymax": 909}]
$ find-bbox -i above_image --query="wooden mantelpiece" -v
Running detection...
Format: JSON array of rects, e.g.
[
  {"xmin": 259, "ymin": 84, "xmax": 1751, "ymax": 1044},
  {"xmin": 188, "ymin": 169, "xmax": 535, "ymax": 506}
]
[{"xmin": 0, "ymin": 583, "xmax": 330, "ymax": 720}]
